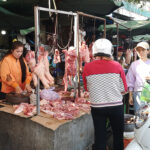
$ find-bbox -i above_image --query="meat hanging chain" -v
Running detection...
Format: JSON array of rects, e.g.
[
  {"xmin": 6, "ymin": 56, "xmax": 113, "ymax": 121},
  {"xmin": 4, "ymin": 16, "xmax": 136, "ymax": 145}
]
[{"xmin": 57, "ymin": 15, "xmax": 73, "ymax": 50}]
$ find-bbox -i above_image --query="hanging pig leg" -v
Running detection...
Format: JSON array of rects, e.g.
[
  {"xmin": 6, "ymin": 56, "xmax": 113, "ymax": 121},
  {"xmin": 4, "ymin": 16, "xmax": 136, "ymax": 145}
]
[
  {"xmin": 43, "ymin": 51, "xmax": 54, "ymax": 85},
  {"xmin": 34, "ymin": 60, "xmax": 50, "ymax": 89},
  {"xmin": 32, "ymin": 73, "xmax": 38, "ymax": 87},
  {"xmin": 68, "ymin": 75, "xmax": 72, "ymax": 86},
  {"xmin": 63, "ymin": 74, "xmax": 68, "ymax": 92}
]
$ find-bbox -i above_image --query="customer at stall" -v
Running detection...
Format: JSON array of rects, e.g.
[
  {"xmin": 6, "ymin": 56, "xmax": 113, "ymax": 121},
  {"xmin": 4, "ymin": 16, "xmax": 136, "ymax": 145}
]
[
  {"xmin": 82, "ymin": 38, "xmax": 127, "ymax": 150},
  {"xmin": 126, "ymin": 41, "xmax": 150, "ymax": 113},
  {"xmin": 0, "ymin": 41, "xmax": 32, "ymax": 96}
]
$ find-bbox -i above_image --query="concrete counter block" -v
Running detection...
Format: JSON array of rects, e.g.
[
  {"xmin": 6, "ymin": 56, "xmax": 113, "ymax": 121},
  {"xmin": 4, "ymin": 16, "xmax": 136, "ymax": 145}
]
[{"xmin": 0, "ymin": 107, "xmax": 94, "ymax": 150}]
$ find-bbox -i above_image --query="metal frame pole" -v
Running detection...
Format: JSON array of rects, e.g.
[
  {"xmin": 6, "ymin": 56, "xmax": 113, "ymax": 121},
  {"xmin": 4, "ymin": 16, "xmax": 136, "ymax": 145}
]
[
  {"xmin": 77, "ymin": 12, "xmax": 105, "ymax": 21},
  {"xmin": 116, "ymin": 23, "xmax": 119, "ymax": 61},
  {"xmin": 103, "ymin": 20, "xmax": 106, "ymax": 38},
  {"xmin": 108, "ymin": 16, "xmax": 130, "ymax": 30},
  {"xmin": 77, "ymin": 11, "xmax": 106, "ymax": 38},
  {"xmin": 76, "ymin": 13, "xmax": 80, "ymax": 97},
  {"xmin": 34, "ymin": 6, "xmax": 40, "ymax": 115},
  {"xmin": 34, "ymin": 6, "xmax": 78, "ymax": 111},
  {"xmin": 37, "ymin": 7, "xmax": 77, "ymax": 16},
  {"xmin": 73, "ymin": 14, "xmax": 79, "ymax": 98}
]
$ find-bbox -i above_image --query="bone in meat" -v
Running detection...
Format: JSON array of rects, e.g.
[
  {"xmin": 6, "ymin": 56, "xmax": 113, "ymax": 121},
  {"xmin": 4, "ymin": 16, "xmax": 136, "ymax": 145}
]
[{"xmin": 54, "ymin": 49, "xmax": 61, "ymax": 64}]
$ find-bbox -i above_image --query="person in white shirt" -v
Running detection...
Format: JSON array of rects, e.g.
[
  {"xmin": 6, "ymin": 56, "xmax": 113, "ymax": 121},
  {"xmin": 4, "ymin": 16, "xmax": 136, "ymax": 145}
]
[{"xmin": 126, "ymin": 41, "xmax": 150, "ymax": 113}]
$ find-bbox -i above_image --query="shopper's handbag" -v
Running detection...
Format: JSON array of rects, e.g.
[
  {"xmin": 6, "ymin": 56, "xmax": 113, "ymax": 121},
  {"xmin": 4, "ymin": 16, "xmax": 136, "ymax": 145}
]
[{"xmin": 140, "ymin": 81, "xmax": 150, "ymax": 102}]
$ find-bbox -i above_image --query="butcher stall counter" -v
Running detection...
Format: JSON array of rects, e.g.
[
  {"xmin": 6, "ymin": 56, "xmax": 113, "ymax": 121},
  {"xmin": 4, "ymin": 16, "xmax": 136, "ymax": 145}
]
[{"xmin": 0, "ymin": 101, "xmax": 94, "ymax": 150}]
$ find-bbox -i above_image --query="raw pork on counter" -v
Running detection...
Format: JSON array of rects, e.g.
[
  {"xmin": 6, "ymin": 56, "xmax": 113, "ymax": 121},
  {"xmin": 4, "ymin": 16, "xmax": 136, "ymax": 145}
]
[{"xmin": 13, "ymin": 91, "xmax": 91, "ymax": 120}]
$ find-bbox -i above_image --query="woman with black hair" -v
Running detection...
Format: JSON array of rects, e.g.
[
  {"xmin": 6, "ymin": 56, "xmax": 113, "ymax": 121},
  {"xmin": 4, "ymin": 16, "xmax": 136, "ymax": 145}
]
[{"xmin": 0, "ymin": 41, "xmax": 32, "ymax": 94}]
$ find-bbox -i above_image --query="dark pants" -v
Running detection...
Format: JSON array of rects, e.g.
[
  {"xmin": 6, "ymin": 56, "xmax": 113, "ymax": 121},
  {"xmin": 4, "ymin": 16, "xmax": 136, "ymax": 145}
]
[{"xmin": 91, "ymin": 105, "xmax": 124, "ymax": 150}]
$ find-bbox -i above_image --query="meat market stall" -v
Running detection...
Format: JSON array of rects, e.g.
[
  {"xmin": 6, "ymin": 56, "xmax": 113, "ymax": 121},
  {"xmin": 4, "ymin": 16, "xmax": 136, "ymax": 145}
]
[
  {"xmin": 0, "ymin": 101, "xmax": 94, "ymax": 150},
  {"xmin": 0, "ymin": 7, "xmax": 107, "ymax": 150}
]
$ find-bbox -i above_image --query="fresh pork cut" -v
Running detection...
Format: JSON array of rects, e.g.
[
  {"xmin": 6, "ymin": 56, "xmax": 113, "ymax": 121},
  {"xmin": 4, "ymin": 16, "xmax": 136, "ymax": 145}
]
[
  {"xmin": 79, "ymin": 41, "xmax": 90, "ymax": 71},
  {"xmin": 25, "ymin": 47, "xmax": 54, "ymax": 88},
  {"xmin": 54, "ymin": 49, "xmax": 61, "ymax": 64},
  {"xmin": 62, "ymin": 46, "xmax": 77, "ymax": 91}
]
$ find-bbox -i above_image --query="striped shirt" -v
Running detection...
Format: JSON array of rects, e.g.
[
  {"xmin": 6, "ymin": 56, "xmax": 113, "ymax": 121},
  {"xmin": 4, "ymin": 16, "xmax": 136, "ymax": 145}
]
[{"xmin": 82, "ymin": 59, "xmax": 127, "ymax": 108}]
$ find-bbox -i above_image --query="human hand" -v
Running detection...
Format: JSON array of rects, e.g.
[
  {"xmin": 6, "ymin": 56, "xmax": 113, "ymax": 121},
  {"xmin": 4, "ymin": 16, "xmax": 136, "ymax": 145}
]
[
  {"xmin": 15, "ymin": 86, "xmax": 23, "ymax": 94},
  {"xmin": 145, "ymin": 76, "xmax": 150, "ymax": 80},
  {"xmin": 129, "ymin": 96, "xmax": 133, "ymax": 105},
  {"xmin": 25, "ymin": 84, "xmax": 32, "ymax": 93}
]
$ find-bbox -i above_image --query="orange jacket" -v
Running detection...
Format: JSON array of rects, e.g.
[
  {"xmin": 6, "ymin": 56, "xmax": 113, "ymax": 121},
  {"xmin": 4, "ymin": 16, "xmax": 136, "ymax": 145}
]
[{"xmin": 0, "ymin": 54, "xmax": 32, "ymax": 93}]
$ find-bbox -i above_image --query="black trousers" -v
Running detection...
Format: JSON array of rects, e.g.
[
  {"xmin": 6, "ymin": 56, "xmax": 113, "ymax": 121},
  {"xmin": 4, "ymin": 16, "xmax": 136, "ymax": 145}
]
[{"xmin": 91, "ymin": 105, "xmax": 124, "ymax": 150}]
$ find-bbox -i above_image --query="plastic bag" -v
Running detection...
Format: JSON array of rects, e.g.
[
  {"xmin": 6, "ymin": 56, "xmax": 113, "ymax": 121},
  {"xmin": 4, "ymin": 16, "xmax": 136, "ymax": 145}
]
[
  {"xmin": 40, "ymin": 87, "xmax": 60, "ymax": 101},
  {"xmin": 140, "ymin": 82, "xmax": 150, "ymax": 102}
]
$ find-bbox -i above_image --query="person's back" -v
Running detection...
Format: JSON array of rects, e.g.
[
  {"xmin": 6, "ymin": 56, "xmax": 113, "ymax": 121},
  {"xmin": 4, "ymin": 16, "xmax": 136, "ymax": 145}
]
[
  {"xmin": 83, "ymin": 59, "xmax": 126, "ymax": 108},
  {"xmin": 82, "ymin": 38, "xmax": 127, "ymax": 150}
]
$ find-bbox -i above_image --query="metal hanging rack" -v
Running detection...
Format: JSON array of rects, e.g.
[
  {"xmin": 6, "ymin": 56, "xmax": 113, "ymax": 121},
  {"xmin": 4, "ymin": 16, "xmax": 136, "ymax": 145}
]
[
  {"xmin": 34, "ymin": 6, "xmax": 78, "ymax": 115},
  {"xmin": 34, "ymin": 7, "xmax": 107, "ymax": 114}
]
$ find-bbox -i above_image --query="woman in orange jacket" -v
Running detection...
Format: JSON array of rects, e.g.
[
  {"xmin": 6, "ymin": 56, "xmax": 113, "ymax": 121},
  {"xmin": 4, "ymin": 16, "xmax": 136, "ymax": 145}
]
[{"xmin": 0, "ymin": 41, "xmax": 32, "ymax": 94}]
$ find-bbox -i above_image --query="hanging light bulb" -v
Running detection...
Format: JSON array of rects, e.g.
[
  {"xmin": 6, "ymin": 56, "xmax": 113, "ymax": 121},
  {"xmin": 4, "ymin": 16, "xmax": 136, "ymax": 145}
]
[{"xmin": 1, "ymin": 30, "xmax": 6, "ymax": 35}]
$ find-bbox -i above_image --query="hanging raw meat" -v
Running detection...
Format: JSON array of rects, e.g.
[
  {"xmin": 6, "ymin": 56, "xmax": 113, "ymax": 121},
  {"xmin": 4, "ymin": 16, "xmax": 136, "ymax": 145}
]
[
  {"xmin": 79, "ymin": 41, "xmax": 90, "ymax": 71},
  {"xmin": 42, "ymin": 51, "xmax": 54, "ymax": 86},
  {"xmin": 89, "ymin": 42, "xmax": 94, "ymax": 61},
  {"xmin": 25, "ymin": 51, "xmax": 38, "ymax": 87},
  {"xmin": 63, "ymin": 46, "xmax": 77, "ymax": 91},
  {"xmin": 25, "ymin": 47, "xmax": 54, "ymax": 88},
  {"xmin": 54, "ymin": 49, "xmax": 61, "ymax": 64}
]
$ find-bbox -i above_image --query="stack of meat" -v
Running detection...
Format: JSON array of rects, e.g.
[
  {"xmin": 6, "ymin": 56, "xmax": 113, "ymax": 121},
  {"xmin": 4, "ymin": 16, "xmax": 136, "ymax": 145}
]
[
  {"xmin": 13, "ymin": 93, "xmax": 91, "ymax": 120},
  {"xmin": 62, "ymin": 46, "xmax": 77, "ymax": 91},
  {"xmin": 14, "ymin": 103, "xmax": 36, "ymax": 116},
  {"xmin": 25, "ymin": 47, "xmax": 54, "ymax": 89}
]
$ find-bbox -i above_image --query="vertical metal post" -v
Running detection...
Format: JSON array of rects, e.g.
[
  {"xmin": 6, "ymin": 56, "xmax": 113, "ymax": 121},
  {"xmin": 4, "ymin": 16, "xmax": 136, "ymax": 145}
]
[
  {"xmin": 129, "ymin": 30, "xmax": 132, "ymax": 49},
  {"xmin": 116, "ymin": 23, "xmax": 119, "ymax": 61},
  {"xmin": 103, "ymin": 20, "xmax": 106, "ymax": 38},
  {"xmin": 34, "ymin": 6, "xmax": 40, "ymax": 115},
  {"xmin": 74, "ymin": 15, "xmax": 77, "ymax": 48},
  {"xmin": 73, "ymin": 14, "xmax": 78, "ymax": 98},
  {"xmin": 77, "ymin": 13, "xmax": 80, "ymax": 97}
]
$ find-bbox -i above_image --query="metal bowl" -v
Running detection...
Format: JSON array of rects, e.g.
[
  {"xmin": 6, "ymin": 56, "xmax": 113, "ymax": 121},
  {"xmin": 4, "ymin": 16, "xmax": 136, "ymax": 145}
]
[
  {"xmin": 124, "ymin": 114, "xmax": 135, "ymax": 132},
  {"xmin": 5, "ymin": 93, "xmax": 30, "ymax": 104}
]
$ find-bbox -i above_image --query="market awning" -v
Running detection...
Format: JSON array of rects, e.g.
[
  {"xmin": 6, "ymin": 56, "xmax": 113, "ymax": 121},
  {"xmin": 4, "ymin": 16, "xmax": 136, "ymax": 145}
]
[
  {"xmin": 0, "ymin": 6, "xmax": 33, "ymax": 30},
  {"xmin": 98, "ymin": 19, "xmax": 150, "ymax": 36},
  {"xmin": 123, "ymin": 1, "xmax": 150, "ymax": 19},
  {"xmin": 0, "ymin": 0, "xmax": 123, "ymax": 30},
  {"xmin": 57, "ymin": 0, "xmax": 123, "ymax": 16},
  {"xmin": 20, "ymin": 27, "xmax": 35, "ymax": 35},
  {"xmin": 132, "ymin": 34, "xmax": 150, "ymax": 42}
]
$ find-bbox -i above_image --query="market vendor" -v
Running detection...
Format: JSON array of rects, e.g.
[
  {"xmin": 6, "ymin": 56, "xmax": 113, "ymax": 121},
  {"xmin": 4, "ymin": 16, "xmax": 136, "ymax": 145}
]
[
  {"xmin": 0, "ymin": 41, "xmax": 32, "ymax": 96},
  {"xmin": 82, "ymin": 38, "xmax": 127, "ymax": 150},
  {"xmin": 126, "ymin": 41, "xmax": 150, "ymax": 113}
]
